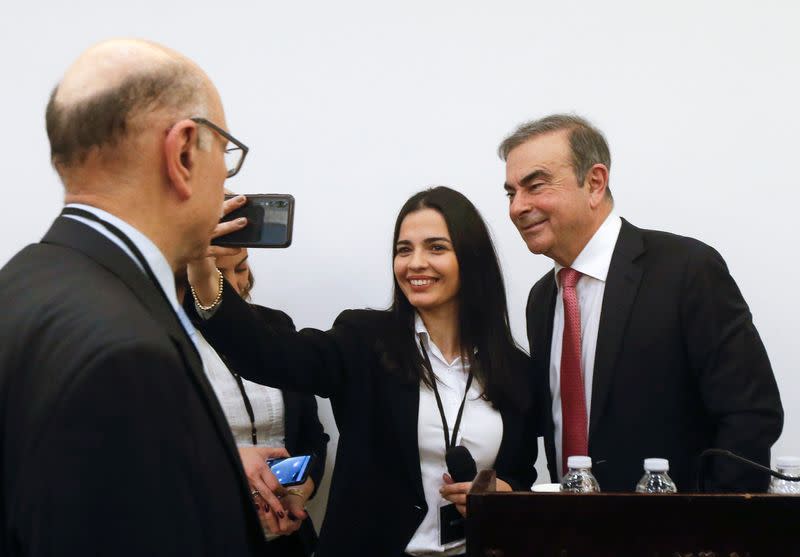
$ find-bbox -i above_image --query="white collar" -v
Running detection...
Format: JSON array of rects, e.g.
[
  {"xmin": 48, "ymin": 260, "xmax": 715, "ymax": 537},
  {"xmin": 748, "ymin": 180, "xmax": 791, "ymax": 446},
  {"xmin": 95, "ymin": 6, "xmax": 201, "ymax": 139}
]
[
  {"xmin": 554, "ymin": 210, "xmax": 622, "ymax": 286},
  {"xmin": 414, "ymin": 312, "xmax": 463, "ymax": 367}
]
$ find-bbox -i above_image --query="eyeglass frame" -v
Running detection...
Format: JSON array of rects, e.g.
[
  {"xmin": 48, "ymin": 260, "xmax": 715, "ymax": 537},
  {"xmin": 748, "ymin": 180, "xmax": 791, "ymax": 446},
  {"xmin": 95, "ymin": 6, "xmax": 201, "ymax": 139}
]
[{"xmin": 190, "ymin": 117, "xmax": 249, "ymax": 178}]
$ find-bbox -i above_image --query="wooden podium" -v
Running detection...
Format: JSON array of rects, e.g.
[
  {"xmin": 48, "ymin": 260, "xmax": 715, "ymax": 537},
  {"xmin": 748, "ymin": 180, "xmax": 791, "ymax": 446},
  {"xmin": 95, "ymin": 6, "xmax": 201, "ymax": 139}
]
[{"xmin": 466, "ymin": 470, "xmax": 800, "ymax": 557}]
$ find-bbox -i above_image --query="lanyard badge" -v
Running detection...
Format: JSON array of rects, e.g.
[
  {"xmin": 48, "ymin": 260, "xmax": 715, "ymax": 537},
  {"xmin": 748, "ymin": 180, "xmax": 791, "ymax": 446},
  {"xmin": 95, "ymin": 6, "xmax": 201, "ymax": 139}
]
[{"xmin": 418, "ymin": 335, "xmax": 475, "ymax": 545}]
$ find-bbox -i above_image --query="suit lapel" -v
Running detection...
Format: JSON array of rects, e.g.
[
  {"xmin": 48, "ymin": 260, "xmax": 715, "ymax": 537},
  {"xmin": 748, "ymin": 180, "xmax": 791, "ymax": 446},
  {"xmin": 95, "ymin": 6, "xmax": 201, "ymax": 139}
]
[
  {"xmin": 371, "ymin": 325, "xmax": 426, "ymax": 504},
  {"xmin": 529, "ymin": 275, "xmax": 556, "ymax": 385},
  {"xmin": 527, "ymin": 274, "xmax": 558, "ymax": 481},
  {"xmin": 589, "ymin": 219, "xmax": 645, "ymax": 438},
  {"xmin": 42, "ymin": 217, "xmax": 194, "ymax": 354},
  {"xmin": 42, "ymin": 217, "xmax": 252, "ymax": 495},
  {"xmin": 386, "ymin": 373, "xmax": 425, "ymax": 503}
]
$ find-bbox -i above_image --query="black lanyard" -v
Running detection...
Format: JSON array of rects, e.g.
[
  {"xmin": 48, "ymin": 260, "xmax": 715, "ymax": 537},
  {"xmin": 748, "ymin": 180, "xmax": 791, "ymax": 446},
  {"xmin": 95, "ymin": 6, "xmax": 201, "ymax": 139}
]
[
  {"xmin": 61, "ymin": 207, "xmax": 173, "ymax": 308},
  {"xmin": 418, "ymin": 334, "xmax": 474, "ymax": 450},
  {"xmin": 60, "ymin": 206, "xmax": 205, "ymax": 366},
  {"xmin": 223, "ymin": 355, "xmax": 259, "ymax": 445},
  {"xmin": 232, "ymin": 373, "xmax": 258, "ymax": 445}
]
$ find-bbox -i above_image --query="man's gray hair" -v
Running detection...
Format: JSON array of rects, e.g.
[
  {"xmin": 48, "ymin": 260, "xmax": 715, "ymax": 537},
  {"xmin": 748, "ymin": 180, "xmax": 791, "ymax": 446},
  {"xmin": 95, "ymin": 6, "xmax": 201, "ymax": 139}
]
[
  {"xmin": 46, "ymin": 62, "xmax": 209, "ymax": 169},
  {"xmin": 498, "ymin": 114, "xmax": 612, "ymax": 198}
]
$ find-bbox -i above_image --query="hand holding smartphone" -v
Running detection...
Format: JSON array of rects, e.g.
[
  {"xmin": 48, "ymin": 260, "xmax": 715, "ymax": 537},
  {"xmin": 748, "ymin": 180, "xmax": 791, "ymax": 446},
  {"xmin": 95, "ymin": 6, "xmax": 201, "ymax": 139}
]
[{"xmin": 212, "ymin": 194, "xmax": 295, "ymax": 248}]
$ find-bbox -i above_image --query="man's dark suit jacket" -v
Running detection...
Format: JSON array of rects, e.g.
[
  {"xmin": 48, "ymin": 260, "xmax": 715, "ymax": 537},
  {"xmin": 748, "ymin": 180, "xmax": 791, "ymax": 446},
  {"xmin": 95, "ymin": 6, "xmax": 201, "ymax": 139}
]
[
  {"xmin": 194, "ymin": 304, "xmax": 329, "ymax": 557},
  {"xmin": 526, "ymin": 218, "xmax": 783, "ymax": 492},
  {"xmin": 0, "ymin": 217, "xmax": 268, "ymax": 556},
  {"xmin": 190, "ymin": 286, "xmax": 539, "ymax": 557}
]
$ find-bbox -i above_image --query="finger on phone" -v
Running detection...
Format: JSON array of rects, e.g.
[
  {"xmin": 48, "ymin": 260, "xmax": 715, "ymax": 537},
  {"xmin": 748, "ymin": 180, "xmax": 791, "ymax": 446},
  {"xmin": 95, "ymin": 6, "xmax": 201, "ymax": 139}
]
[
  {"xmin": 222, "ymin": 195, "xmax": 247, "ymax": 215},
  {"xmin": 261, "ymin": 469, "xmax": 287, "ymax": 497},
  {"xmin": 211, "ymin": 217, "xmax": 247, "ymax": 240}
]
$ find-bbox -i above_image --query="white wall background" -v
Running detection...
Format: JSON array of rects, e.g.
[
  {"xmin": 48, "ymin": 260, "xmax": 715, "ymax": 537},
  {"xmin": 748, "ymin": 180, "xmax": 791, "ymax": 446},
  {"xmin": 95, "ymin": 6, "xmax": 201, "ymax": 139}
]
[{"xmin": 2, "ymin": 0, "xmax": 798, "ymax": 524}]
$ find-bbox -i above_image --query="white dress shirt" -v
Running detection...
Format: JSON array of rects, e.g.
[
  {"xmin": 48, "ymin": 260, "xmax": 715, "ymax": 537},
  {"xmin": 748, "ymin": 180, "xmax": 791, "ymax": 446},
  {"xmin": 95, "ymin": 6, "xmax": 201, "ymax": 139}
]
[
  {"xmin": 549, "ymin": 211, "xmax": 621, "ymax": 479},
  {"xmin": 405, "ymin": 314, "xmax": 503, "ymax": 556},
  {"xmin": 193, "ymin": 331, "xmax": 286, "ymax": 448},
  {"xmin": 62, "ymin": 203, "xmax": 197, "ymax": 341}
]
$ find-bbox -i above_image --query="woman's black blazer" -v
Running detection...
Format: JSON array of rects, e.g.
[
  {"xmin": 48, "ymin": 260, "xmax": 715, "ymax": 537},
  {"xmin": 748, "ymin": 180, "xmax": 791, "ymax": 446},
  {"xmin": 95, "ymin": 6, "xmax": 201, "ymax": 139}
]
[{"xmin": 192, "ymin": 284, "xmax": 538, "ymax": 557}]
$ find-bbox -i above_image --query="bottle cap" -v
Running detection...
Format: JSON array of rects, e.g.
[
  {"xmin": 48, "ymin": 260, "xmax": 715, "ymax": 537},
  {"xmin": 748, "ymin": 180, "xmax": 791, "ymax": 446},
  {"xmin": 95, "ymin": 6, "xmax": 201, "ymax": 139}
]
[
  {"xmin": 643, "ymin": 458, "xmax": 669, "ymax": 472},
  {"xmin": 567, "ymin": 456, "xmax": 592, "ymax": 469},
  {"xmin": 775, "ymin": 456, "xmax": 800, "ymax": 468}
]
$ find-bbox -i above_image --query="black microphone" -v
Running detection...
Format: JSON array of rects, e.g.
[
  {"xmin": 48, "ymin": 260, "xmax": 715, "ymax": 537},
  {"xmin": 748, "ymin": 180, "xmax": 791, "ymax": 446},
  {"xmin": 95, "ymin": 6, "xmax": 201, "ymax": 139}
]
[
  {"xmin": 446, "ymin": 445, "xmax": 477, "ymax": 482},
  {"xmin": 698, "ymin": 448, "xmax": 800, "ymax": 492}
]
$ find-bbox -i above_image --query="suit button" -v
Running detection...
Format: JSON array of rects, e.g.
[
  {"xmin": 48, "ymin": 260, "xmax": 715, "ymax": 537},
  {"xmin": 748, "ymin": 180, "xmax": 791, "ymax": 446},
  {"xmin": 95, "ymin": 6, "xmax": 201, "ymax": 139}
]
[{"xmin": 414, "ymin": 505, "xmax": 423, "ymax": 511}]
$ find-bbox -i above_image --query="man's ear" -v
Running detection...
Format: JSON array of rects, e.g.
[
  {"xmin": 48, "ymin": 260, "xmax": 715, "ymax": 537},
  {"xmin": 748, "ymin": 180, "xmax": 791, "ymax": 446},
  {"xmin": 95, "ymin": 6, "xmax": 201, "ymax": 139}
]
[
  {"xmin": 585, "ymin": 164, "xmax": 609, "ymax": 209},
  {"xmin": 164, "ymin": 120, "xmax": 199, "ymax": 200}
]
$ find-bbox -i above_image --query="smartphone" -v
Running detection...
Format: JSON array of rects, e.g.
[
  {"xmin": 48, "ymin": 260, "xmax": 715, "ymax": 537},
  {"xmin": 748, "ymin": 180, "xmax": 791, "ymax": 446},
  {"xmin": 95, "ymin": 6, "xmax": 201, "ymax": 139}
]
[
  {"xmin": 212, "ymin": 194, "xmax": 295, "ymax": 248},
  {"xmin": 267, "ymin": 455, "xmax": 313, "ymax": 487}
]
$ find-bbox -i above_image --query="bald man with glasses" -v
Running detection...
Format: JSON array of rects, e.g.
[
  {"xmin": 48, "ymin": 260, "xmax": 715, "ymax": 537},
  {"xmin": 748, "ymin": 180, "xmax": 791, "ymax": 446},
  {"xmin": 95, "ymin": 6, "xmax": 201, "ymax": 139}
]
[{"xmin": 0, "ymin": 39, "xmax": 270, "ymax": 556}]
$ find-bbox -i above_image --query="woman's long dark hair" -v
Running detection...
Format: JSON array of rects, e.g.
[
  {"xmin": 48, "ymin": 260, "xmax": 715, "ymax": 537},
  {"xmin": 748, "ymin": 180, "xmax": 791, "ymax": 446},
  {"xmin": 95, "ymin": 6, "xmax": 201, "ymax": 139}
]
[{"xmin": 388, "ymin": 186, "xmax": 528, "ymax": 413}]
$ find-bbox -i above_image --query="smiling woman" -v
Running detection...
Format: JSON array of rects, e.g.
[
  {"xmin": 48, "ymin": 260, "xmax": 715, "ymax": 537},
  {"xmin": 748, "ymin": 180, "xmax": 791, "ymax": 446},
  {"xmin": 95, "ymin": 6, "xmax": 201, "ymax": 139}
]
[
  {"xmin": 394, "ymin": 209, "xmax": 461, "ymax": 327},
  {"xmin": 187, "ymin": 186, "xmax": 539, "ymax": 557},
  {"xmin": 388, "ymin": 188, "xmax": 532, "ymax": 414}
]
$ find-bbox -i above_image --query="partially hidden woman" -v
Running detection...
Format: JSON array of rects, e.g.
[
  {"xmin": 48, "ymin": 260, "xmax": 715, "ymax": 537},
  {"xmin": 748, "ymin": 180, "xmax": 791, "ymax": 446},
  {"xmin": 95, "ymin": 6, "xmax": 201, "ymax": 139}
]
[
  {"xmin": 182, "ymin": 248, "xmax": 328, "ymax": 557},
  {"xmin": 187, "ymin": 187, "xmax": 538, "ymax": 557}
]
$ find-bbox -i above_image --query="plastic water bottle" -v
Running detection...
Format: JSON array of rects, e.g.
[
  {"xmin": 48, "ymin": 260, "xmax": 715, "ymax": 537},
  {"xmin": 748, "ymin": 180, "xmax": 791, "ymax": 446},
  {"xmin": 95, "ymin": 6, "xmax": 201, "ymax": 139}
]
[
  {"xmin": 768, "ymin": 456, "xmax": 800, "ymax": 494},
  {"xmin": 561, "ymin": 456, "xmax": 601, "ymax": 493},
  {"xmin": 635, "ymin": 458, "xmax": 677, "ymax": 493}
]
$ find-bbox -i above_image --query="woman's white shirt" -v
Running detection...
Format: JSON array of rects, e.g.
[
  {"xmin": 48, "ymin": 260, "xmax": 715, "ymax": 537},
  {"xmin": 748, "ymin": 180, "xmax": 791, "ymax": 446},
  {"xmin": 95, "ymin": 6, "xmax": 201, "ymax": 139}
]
[
  {"xmin": 405, "ymin": 314, "xmax": 503, "ymax": 556},
  {"xmin": 193, "ymin": 331, "xmax": 286, "ymax": 541},
  {"xmin": 193, "ymin": 331, "xmax": 286, "ymax": 448}
]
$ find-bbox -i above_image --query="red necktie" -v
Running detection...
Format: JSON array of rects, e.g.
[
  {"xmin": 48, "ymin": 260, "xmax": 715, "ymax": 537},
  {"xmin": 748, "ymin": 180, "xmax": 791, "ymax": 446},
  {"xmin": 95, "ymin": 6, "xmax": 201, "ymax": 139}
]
[{"xmin": 559, "ymin": 267, "xmax": 588, "ymax": 475}]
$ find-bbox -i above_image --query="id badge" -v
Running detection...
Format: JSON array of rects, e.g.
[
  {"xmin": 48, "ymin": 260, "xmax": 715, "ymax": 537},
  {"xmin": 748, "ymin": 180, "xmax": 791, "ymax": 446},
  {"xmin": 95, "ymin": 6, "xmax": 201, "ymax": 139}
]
[{"xmin": 439, "ymin": 503, "xmax": 465, "ymax": 545}]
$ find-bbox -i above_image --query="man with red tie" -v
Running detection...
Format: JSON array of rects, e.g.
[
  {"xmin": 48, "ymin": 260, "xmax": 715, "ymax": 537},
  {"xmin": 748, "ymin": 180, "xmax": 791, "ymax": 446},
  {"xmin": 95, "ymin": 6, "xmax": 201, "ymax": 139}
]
[{"xmin": 500, "ymin": 114, "xmax": 783, "ymax": 492}]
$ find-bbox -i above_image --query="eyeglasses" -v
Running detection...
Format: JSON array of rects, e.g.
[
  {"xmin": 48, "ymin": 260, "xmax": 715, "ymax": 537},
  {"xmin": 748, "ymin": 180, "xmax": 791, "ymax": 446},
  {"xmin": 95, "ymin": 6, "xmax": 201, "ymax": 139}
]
[{"xmin": 190, "ymin": 117, "xmax": 249, "ymax": 178}]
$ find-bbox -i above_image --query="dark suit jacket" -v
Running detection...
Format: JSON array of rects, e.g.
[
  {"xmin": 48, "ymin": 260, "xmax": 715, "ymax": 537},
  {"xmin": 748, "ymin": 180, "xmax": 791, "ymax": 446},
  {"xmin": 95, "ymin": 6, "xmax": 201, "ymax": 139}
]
[
  {"xmin": 190, "ymin": 286, "xmax": 538, "ymax": 557},
  {"xmin": 196, "ymin": 304, "xmax": 329, "ymax": 557},
  {"xmin": 527, "ymin": 218, "xmax": 783, "ymax": 492},
  {"xmin": 0, "ymin": 217, "xmax": 268, "ymax": 556}
]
